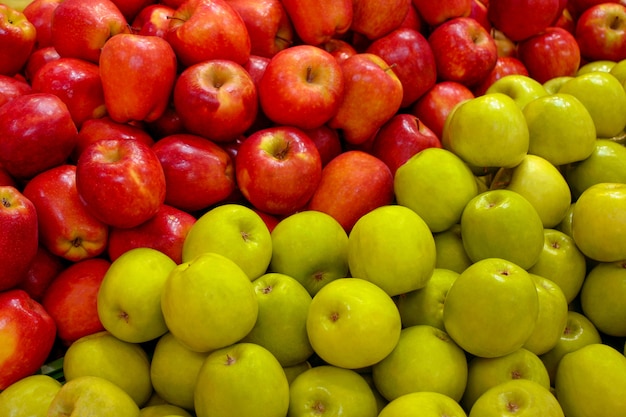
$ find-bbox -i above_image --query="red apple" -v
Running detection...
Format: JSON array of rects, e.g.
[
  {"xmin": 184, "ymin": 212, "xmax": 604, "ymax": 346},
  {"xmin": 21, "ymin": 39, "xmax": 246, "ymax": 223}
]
[
  {"xmin": 130, "ymin": 3, "xmax": 176, "ymax": 38},
  {"xmin": 351, "ymin": 0, "xmax": 412, "ymax": 40},
  {"xmin": 22, "ymin": 164, "xmax": 110, "ymax": 262},
  {"xmin": 469, "ymin": 0, "xmax": 491, "ymax": 31},
  {"xmin": 0, "ymin": 4, "xmax": 36, "ymax": 76},
  {"xmin": 320, "ymin": 38, "xmax": 358, "ymax": 63},
  {"xmin": 152, "ymin": 133, "xmax": 236, "ymax": 212},
  {"xmin": 554, "ymin": 5, "xmax": 576, "ymax": 35},
  {"xmin": 242, "ymin": 54, "xmax": 270, "ymax": 88},
  {"xmin": 144, "ymin": 105, "xmax": 186, "ymax": 140},
  {"xmin": 253, "ymin": 208, "xmax": 280, "ymax": 233},
  {"xmin": 235, "ymin": 126, "xmax": 323, "ymax": 215},
  {"xmin": 0, "ymin": 186, "xmax": 38, "ymax": 292},
  {"xmin": 492, "ymin": 28, "xmax": 518, "ymax": 58},
  {"xmin": 398, "ymin": 3, "xmax": 424, "ymax": 33},
  {"xmin": 22, "ymin": 0, "xmax": 63, "ymax": 49},
  {"xmin": 518, "ymin": 26, "xmax": 581, "ymax": 84},
  {"xmin": 281, "ymin": 0, "xmax": 352, "ymax": 45},
  {"xmin": 307, "ymin": 150, "xmax": 395, "ymax": 232},
  {"xmin": 0, "ymin": 74, "xmax": 31, "ymax": 108},
  {"xmin": 42, "ymin": 258, "xmax": 109, "ymax": 346},
  {"xmin": 473, "ymin": 56, "xmax": 529, "ymax": 96},
  {"xmin": 488, "ymin": 0, "xmax": 562, "ymax": 42},
  {"xmin": 166, "ymin": 0, "xmax": 251, "ymax": 68},
  {"xmin": 106, "ymin": 203, "xmax": 196, "ymax": 264},
  {"xmin": 0, "ymin": 166, "xmax": 16, "ymax": 187},
  {"xmin": 75, "ymin": 138, "xmax": 166, "ymax": 229},
  {"xmin": 18, "ymin": 245, "xmax": 65, "ymax": 302},
  {"xmin": 567, "ymin": 0, "xmax": 616, "ymax": 18},
  {"xmin": 23, "ymin": 45, "xmax": 60, "ymax": 82},
  {"xmin": 110, "ymin": 0, "xmax": 155, "ymax": 22},
  {"xmin": 301, "ymin": 125, "xmax": 343, "ymax": 167},
  {"xmin": 366, "ymin": 27, "xmax": 437, "ymax": 108},
  {"xmin": 0, "ymin": 93, "xmax": 78, "ymax": 180},
  {"xmin": 0, "ymin": 289, "xmax": 56, "ymax": 390},
  {"xmin": 428, "ymin": 17, "xmax": 498, "ymax": 88},
  {"xmin": 258, "ymin": 44, "xmax": 345, "ymax": 130},
  {"xmin": 411, "ymin": 0, "xmax": 472, "ymax": 27},
  {"xmin": 575, "ymin": 3, "xmax": 626, "ymax": 62}
]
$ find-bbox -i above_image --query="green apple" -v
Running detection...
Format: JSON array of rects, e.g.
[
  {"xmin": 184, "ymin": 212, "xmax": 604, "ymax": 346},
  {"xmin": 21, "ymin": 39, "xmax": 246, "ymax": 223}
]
[
  {"xmin": 161, "ymin": 252, "xmax": 258, "ymax": 353},
  {"xmin": 469, "ymin": 379, "xmax": 564, "ymax": 417},
  {"xmin": 576, "ymin": 60, "xmax": 616, "ymax": 75},
  {"xmin": 0, "ymin": 374, "xmax": 61, "ymax": 417},
  {"xmin": 149, "ymin": 332, "xmax": 209, "ymax": 411},
  {"xmin": 47, "ymin": 375, "xmax": 140, "ymax": 417},
  {"xmin": 485, "ymin": 74, "xmax": 549, "ymax": 110},
  {"xmin": 522, "ymin": 93, "xmax": 596, "ymax": 166},
  {"xmin": 527, "ymin": 229, "xmax": 587, "ymax": 303},
  {"xmin": 432, "ymin": 224, "xmax": 473, "ymax": 273},
  {"xmin": 97, "ymin": 247, "xmax": 176, "ymax": 344},
  {"xmin": 460, "ymin": 189, "xmax": 544, "ymax": 269},
  {"xmin": 565, "ymin": 139, "xmax": 626, "ymax": 199},
  {"xmin": 555, "ymin": 343, "xmax": 626, "ymax": 417},
  {"xmin": 282, "ymin": 361, "xmax": 311, "ymax": 385},
  {"xmin": 443, "ymin": 258, "xmax": 539, "ymax": 358},
  {"xmin": 182, "ymin": 203, "xmax": 272, "ymax": 280},
  {"xmin": 523, "ymin": 274, "xmax": 569, "ymax": 356},
  {"xmin": 490, "ymin": 154, "xmax": 572, "ymax": 228},
  {"xmin": 555, "ymin": 203, "xmax": 575, "ymax": 238},
  {"xmin": 360, "ymin": 373, "xmax": 389, "ymax": 414},
  {"xmin": 580, "ymin": 261, "xmax": 626, "ymax": 337},
  {"xmin": 442, "ymin": 92, "xmax": 529, "ymax": 170},
  {"xmin": 539, "ymin": 311, "xmax": 603, "ymax": 383},
  {"xmin": 571, "ymin": 182, "xmax": 626, "ymax": 262},
  {"xmin": 139, "ymin": 404, "xmax": 193, "ymax": 417},
  {"xmin": 396, "ymin": 268, "xmax": 459, "ymax": 330},
  {"xmin": 241, "ymin": 272, "xmax": 314, "ymax": 366},
  {"xmin": 542, "ymin": 76, "xmax": 573, "ymax": 95},
  {"xmin": 378, "ymin": 391, "xmax": 468, "ymax": 417},
  {"xmin": 62, "ymin": 330, "xmax": 152, "ymax": 407},
  {"xmin": 306, "ymin": 277, "xmax": 402, "ymax": 369},
  {"xmin": 609, "ymin": 58, "xmax": 626, "ymax": 84},
  {"xmin": 194, "ymin": 342, "xmax": 290, "ymax": 417},
  {"xmin": 268, "ymin": 210, "xmax": 349, "ymax": 296},
  {"xmin": 288, "ymin": 365, "xmax": 378, "ymax": 417},
  {"xmin": 372, "ymin": 324, "xmax": 468, "ymax": 402},
  {"xmin": 557, "ymin": 71, "xmax": 626, "ymax": 138},
  {"xmin": 347, "ymin": 205, "xmax": 436, "ymax": 296},
  {"xmin": 461, "ymin": 347, "xmax": 551, "ymax": 410}
]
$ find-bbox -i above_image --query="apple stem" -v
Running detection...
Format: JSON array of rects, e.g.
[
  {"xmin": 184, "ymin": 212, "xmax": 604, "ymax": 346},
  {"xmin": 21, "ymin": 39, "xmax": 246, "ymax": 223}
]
[
  {"xmin": 306, "ymin": 66, "xmax": 314, "ymax": 83},
  {"xmin": 384, "ymin": 63, "xmax": 398, "ymax": 74}
]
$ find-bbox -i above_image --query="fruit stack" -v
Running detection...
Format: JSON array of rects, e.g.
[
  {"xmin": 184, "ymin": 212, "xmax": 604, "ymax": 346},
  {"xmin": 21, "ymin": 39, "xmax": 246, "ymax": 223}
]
[{"xmin": 1, "ymin": 0, "xmax": 626, "ymax": 416}]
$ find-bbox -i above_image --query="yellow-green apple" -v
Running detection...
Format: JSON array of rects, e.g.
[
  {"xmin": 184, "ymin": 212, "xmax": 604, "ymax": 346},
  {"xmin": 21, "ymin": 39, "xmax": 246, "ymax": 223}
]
[
  {"xmin": 18, "ymin": 245, "xmax": 64, "ymax": 301},
  {"xmin": 75, "ymin": 138, "xmax": 166, "ymax": 229},
  {"xmin": 162, "ymin": 252, "xmax": 258, "ymax": 352},
  {"xmin": 301, "ymin": 125, "xmax": 343, "ymax": 167},
  {"xmin": 396, "ymin": 268, "xmax": 459, "ymax": 330},
  {"xmin": 433, "ymin": 226, "xmax": 473, "ymax": 273},
  {"xmin": 182, "ymin": 203, "xmax": 272, "ymax": 280},
  {"xmin": 47, "ymin": 375, "xmax": 140, "ymax": 417},
  {"xmin": 556, "ymin": 202, "xmax": 575, "ymax": 237},
  {"xmin": 280, "ymin": 0, "xmax": 352, "ymax": 46},
  {"xmin": 139, "ymin": 404, "xmax": 193, "ymax": 417},
  {"xmin": 348, "ymin": 205, "xmax": 436, "ymax": 296},
  {"xmin": 373, "ymin": 324, "xmax": 468, "ymax": 402},
  {"xmin": 462, "ymin": 347, "xmax": 551, "ymax": 411},
  {"xmin": 22, "ymin": 164, "xmax": 109, "ymax": 262},
  {"xmin": 328, "ymin": 53, "xmax": 403, "ymax": 146},
  {"xmin": 539, "ymin": 310, "xmax": 603, "ymax": 383},
  {"xmin": 472, "ymin": 56, "xmax": 529, "ymax": 96},
  {"xmin": 580, "ymin": 260, "xmax": 626, "ymax": 336},
  {"xmin": 411, "ymin": 0, "xmax": 471, "ymax": 27},
  {"xmin": 0, "ymin": 74, "xmax": 31, "ymax": 107},
  {"xmin": 97, "ymin": 247, "xmax": 175, "ymax": 343},
  {"xmin": 0, "ymin": 186, "xmax": 38, "ymax": 291},
  {"xmin": 0, "ymin": 4, "xmax": 36, "ymax": 76},
  {"xmin": 258, "ymin": 45, "xmax": 344, "ymax": 130},
  {"xmin": 0, "ymin": 93, "xmax": 77, "ymax": 180},
  {"xmin": 395, "ymin": 147, "xmax": 479, "ymax": 233},
  {"xmin": 378, "ymin": 391, "xmax": 467, "ymax": 417},
  {"xmin": 469, "ymin": 379, "xmax": 564, "ymax": 417},
  {"xmin": 370, "ymin": 113, "xmax": 441, "ymax": 176},
  {"xmin": 523, "ymin": 93, "xmax": 596, "ymax": 166},
  {"xmin": 288, "ymin": 365, "xmax": 379, "ymax": 417},
  {"xmin": 427, "ymin": 17, "xmax": 498, "ymax": 88},
  {"xmin": 307, "ymin": 277, "xmax": 401, "ymax": 369},
  {"xmin": 484, "ymin": 74, "xmax": 548, "ymax": 110},
  {"xmin": 571, "ymin": 182, "xmax": 626, "ymax": 262},
  {"xmin": 107, "ymin": 204, "xmax": 196, "ymax": 265},
  {"xmin": 194, "ymin": 342, "xmax": 290, "ymax": 417},
  {"xmin": 350, "ymin": 0, "xmax": 411, "ymax": 40},
  {"xmin": 575, "ymin": 3, "xmax": 626, "ymax": 62},
  {"xmin": 577, "ymin": 59, "xmax": 617, "ymax": 75},
  {"xmin": 41, "ymin": 258, "xmax": 109, "ymax": 346},
  {"xmin": 50, "ymin": 0, "xmax": 130, "ymax": 63},
  {"xmin": 0, "ymin": 374, "xmax": 61, "ymax": 417},
  {"xmin": 0, "ymin": 0, "xmax": 34, "ymax": 11},
  {"xmin": 610, "ymin": 57, "xmax": 626, "ymax": 82},
  {"xmin": 241, "ymin": 272, "xmax": 314, "ymax": 366},
  {"xmin": 173, "ymin": 59, "xmax": 258, "ymax": 142},
  {"xmin": 443, "ymin": 257, "xmax": 539, "ymax": 358},
  {"xmin": 63, "ymin": 330, "xmax": 152, "ymax": 406},
  {"xmin": 487, "ymin": 0, "xmax": 561, "ymax": 42},
  {"xmin": 460, "ymin": 190, "xmax": 544, "ymax": 269},
  {"xmin": 365, "ymin": 28, "xmax": 437, "ymax": 108},
  {"xmin": 555, "ymin": 343, "xmax": 626, "ymax": 417},
  {"xmin": 166, "ymin": 0, "xmax": 250, "ymax": 68},
  {"xmin": 149, "ymin": 332, "xmax": 209, "ymax": 411},
  {"xmin": 0, "ymin": 289, "xmax": 56, "ymax": 390},
  {"xmin": 442, "ymin": 93, "xmax": 529, "ymax": 170},
  {"xmin": 282, "ymin": 361, "xmax": 311, "ymax": 385},
  {"xmin": 130, "ymin": 4, "xmax": 175, "ymax": 38},
  {"xmin": 269, "ymin": 210, "xmax": 349, "ymax": 296},
  {"xmin": 307, "ymin": 150, "xmax": 395, "ymax": 232}
]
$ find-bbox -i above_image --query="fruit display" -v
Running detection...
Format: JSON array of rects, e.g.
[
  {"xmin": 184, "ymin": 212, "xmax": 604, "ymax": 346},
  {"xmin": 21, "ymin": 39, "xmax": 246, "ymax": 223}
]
[{"xmin": 3, "ymin": 0, "xmax": 626, "ymax": 416}]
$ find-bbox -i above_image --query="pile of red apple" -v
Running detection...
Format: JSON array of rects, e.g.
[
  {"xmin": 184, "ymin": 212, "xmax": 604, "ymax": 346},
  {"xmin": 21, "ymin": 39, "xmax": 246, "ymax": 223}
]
[{"xmin": 2, "ymin": 0, "xmax": 626, "ymax": 415}]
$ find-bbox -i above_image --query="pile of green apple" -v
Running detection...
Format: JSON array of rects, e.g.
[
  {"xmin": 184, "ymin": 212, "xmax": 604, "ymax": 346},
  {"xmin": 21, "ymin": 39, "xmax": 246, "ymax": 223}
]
[{"xmin": 2, "ymin": 0, "xmax": 626, "ymax": 416}]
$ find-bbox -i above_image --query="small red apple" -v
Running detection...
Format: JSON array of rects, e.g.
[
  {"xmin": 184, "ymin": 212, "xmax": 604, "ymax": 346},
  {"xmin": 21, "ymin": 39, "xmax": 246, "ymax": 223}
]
[
  {"xmin": 320, "ymin": 38, "xmax": 358, "ymax": 63},
  {"xmin": 22, "ymin": 0, "xmax": 63, "ymax": 49},
  {"xmin": 351, "ymin": 0, "xmax": 412, "ymax": 40},
  {"xmin": 0, "ymin": 74, "xmax": 32, "ymax": 108},
  {"xmin": 301, "ymin": 125, "xmax": 343, "ymax": 167},
  {"xmin": 109, "ymin": 0, "xmax": 155, "ymax": 22},
  {"xmin": 473, "ymin": 56, "xmax": 530, "ymax": 96},
  {"xmin": 411, "ymin": 0, "xmax": 472, "ymax": 27},
  {"xmin": 23, "ymin": 45, "xmax": 61, "ymax": 83},
  {"xmin": 18, "ymin": 245, "xmax": 65, "ymax": 302},
  {"xmin": 0, "ymin": 4, "xmax": 36, "ymax": 76},
  {"xmin": 130, "ymin": 3, "xmax": 176, "ymax": 38},
  {"xmin": 575, "ymin": 3, "xmax": 626, "ymax": 62},
  {"xmin": 281, "ymin": 0, "xmax": 353, "ymax": 45},
  {"xmin": 488, "ymin": 0, "xmax": 562, "ymax": 42}
]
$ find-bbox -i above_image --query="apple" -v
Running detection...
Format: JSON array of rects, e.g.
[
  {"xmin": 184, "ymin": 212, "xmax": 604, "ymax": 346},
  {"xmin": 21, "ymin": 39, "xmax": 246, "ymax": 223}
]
[
  {"xmin": 280, "ymin": 0, "xmax": 352, "ymax": 46},
  {"xmin": 23, "ymin": 46, "xmax": 61, "ymax": 83},
  {"xmin": 577, "ymin": 59, "xmax": 617, "ymax": 75},
  {"xmin": 301, "ymin": 124, "xmax": 343, "ymax": 167},
  {"xmin": 0, "ymin": 289, "xmax": 56, "ymax": 390},
  {"xmin": 576, "ymin": 3, "xmax": 626, "ymax": 62},
  {"xmin": 542, "ymin": 75, "xmax": 573, "ymax": 94},
  {"xmin": 24, "ymin": 0, "xmax": 63, "ymax": 49},
  {"xmin": 484, "ymin": 74, "xmax": 548, "ymax": 110},
  {"xmin": 18, "ymin": 245, "xmax": 65, "ymax": 301},
  {"xmin": 0, "ymin": 73, "xmax": 32, "ymax": 108},
  {"xmin": 492, "ymin": 28, "xmax": 518, "ymax": 58},
  {"xmin": 350, "ymin": 0, "xmax": 411, "ymax": 41},
  {"xmin": 320, "ymin": 38, "xmax": 357, "ymax": 63},
  {"xmin": 130, "ymin": 4, "xmax": 175, "ymax": 38},
  {"xmin": 0, "ymin": 374, "xmax": 62, "ymax": 417},
  {"xmin": 469, "ymin": 379, "xmax": 565, "ymax": 416},
  {"xmin": 469, "ymin": 0, "xmax": 491, "ymax": 31},
  {"xmin": 488, "ymin": 0, "xmax": 562, "ymax": 42},
  {"xmin": 580, "ymin": 260, "xmax": 626, "ymax": 337},
  {"xmin": 109, "ymin": 0, "xmax": 154, "ymax": 22},
  {"xmin": 139, "ymin": 404, "xmax": 193, "ymax": 417},
  {"xmin": 0, "ymin": 186, "xmax": 38, "ymax": 291},
  {"xmin": 75, "ymin": 138, "xmax": 166, "ymax": 229},
  {"xmin": 610, "ymin": 57, "xmax": 626, "ymax": 83},
  {"xmin": 0, "ymin": 93, "xmax": 78, "ymax": 180},
  {"xmin": 377, "ymin": 391, "xmax": 468, "ymax": 417},
  {"xmin": 472, "ymin": 56, "xmax": 530, "ymax": 96},
  {"xmin": 0, "ymin": 4, "xmax": 36, "ymax": 76},
  {"xmin": 555, "ymin": 203, "xmax": 575, "ymax": 238},
  {"xmin": 411, "ymin": 0, "xmax": 471, "ymax": 27}
]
